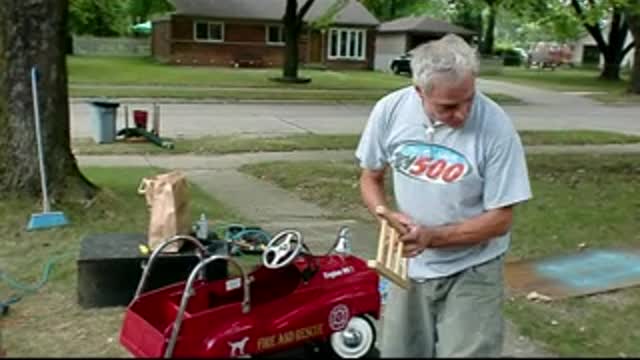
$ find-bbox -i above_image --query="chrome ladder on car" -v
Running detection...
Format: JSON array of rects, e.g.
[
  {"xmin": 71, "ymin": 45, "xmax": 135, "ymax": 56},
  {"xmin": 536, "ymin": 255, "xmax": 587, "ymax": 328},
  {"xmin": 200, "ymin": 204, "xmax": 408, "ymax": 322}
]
[{"xmin": 129, "ymin": 235, "xmax": 252, "ymax": 358}]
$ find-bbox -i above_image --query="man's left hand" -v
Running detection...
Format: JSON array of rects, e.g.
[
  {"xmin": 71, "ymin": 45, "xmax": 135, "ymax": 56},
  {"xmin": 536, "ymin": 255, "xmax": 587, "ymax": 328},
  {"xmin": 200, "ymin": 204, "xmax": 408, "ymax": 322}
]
[{"xmin": 398, "ymin": 224, "xmax": 440, "ymax": 258}]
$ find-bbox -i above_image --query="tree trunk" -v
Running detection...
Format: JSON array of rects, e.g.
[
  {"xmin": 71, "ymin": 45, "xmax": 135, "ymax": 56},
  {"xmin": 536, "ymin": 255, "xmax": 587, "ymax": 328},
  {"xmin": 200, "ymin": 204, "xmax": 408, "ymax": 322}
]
[
  {"xmin": 628, "ymin": 3, "xmax": 640, "ymax": 93},
  {"xmin": 283, "ymin": 2, "xmax": 300, "ymax": 80},
  {"xmin": 632, "ymin": 46, "xmax": 640, "ymax": 93},
  {"xmin": 600, "ymin": 61, "xmax": 622, "ymax": 80},
  {"xmin": 0, "ymin": 0, "xmax": 96, "ymax": 200},
  {"xmin": 571, "ymin": 1, "xmax": 627, "ymax": 81},
  {"xmin": 480, "ymin": 1, "xmax": 496, "ymax": 55},
  {"xmin": 598, "ymin": 10, "xmax": 629, "ymax": 81},
  {"xmin": 279, "ymin": 0, "xmax": 314, "ymax": 83}
]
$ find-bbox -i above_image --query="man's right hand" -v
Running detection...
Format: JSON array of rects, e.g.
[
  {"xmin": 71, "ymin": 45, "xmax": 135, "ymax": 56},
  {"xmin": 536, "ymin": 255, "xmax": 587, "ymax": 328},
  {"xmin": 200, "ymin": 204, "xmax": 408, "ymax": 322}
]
[{"xmin": 375, "ymin": 205, "xmax": 412, "ymax": 236}]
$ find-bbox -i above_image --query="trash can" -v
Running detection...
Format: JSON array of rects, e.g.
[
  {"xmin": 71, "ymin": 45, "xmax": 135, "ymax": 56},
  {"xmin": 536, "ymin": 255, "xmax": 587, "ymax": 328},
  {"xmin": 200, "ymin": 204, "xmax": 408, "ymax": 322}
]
[
  {"xmin": 89, "ymin": 100, "xmax": 120, "ymax": 144},
  {"xmin": 133, "ymin": 110, "xmax": 148, "ymax": 130}
]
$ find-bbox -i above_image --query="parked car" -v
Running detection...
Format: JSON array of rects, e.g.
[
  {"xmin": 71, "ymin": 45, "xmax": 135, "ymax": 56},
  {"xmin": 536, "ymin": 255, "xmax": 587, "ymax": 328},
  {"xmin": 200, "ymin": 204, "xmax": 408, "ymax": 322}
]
[
  {"xmin": 120, "ymin": 229, "xmax": 381, "ymax": 358},
  {"xmin": 390, "ymin": 53, "xmax": 412, "ymax": 75}
]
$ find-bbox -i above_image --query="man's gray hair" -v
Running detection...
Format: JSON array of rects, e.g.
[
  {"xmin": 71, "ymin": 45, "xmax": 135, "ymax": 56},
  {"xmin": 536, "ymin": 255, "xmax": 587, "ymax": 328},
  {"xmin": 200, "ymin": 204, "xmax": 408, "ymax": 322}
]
[{"xmin": 410, "ymin": 33, "xmax": 479, "ymax": 93}]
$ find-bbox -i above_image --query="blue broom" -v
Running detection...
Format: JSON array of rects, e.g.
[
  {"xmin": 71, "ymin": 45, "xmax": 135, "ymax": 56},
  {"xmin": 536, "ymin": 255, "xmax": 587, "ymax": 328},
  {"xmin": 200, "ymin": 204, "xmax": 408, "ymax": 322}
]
[{"xmin": 26, "ymin": 66, "xmax": 69, "ymax": 231}]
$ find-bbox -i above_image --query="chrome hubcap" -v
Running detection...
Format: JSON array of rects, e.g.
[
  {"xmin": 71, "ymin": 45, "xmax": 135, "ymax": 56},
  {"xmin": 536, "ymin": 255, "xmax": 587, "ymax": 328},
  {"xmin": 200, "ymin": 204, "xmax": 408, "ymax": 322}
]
[{"xmin": 341, "ymin": 328, "xmax": 362, "ymax": 347}]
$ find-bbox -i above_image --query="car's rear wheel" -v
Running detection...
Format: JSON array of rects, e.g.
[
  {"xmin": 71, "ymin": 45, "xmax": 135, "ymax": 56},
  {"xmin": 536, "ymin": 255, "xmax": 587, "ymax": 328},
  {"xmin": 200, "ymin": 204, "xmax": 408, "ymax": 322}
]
[
  {"xmin": 329, "ymin": 315, "xmax": 376, "ymax": 358},
  {"xmin": 391, "ymin": 64, "xmax": 399, "ymax": 74}
]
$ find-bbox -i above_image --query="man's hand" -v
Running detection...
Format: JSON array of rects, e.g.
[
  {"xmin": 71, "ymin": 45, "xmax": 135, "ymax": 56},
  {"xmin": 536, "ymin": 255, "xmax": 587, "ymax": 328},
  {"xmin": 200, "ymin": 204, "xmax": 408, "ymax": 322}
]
[
  {"xmin": 375, "ymin": 205, "xmax": 412, "ymax": 235},
  {"xmin": 398, "ymin": 224, "xmax": 441, "ymax": 258}
]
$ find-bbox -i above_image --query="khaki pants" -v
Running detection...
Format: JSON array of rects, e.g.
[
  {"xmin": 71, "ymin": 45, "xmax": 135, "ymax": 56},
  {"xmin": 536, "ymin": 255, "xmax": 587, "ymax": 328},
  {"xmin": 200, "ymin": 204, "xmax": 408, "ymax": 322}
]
[{"xmin": 380, "ymin": 255, "xmax": 505, "ymax": 358}]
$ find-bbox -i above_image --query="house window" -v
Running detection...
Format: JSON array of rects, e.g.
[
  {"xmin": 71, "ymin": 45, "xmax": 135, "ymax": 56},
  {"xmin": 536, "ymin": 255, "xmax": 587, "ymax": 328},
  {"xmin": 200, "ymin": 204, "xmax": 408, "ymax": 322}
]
[
  {"xmin": 194, "ymin": 21, "xmax": 224, "ymax": 42},
  {"xmin": 328, "ymin": 28, "xmax": 366, "ymax": 60},
  {"xmin": 266, "ymin": 25, "xmax": 285, "ymax": 45}
]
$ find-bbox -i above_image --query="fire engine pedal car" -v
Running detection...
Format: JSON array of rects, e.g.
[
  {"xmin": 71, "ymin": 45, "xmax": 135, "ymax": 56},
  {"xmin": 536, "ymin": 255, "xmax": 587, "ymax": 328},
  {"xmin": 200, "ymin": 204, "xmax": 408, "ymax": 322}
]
[{"xmin": 120, "ymin": 227, "xmax": 381, "ymax": 358}]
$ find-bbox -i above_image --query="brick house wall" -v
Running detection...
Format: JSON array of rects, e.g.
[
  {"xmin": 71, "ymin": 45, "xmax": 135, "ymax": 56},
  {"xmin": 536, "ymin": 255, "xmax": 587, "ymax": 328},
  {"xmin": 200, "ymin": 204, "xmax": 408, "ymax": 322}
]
[
  {"xmin": 151, "ymin": 19, "xmax": 171, "ymax": 61},
  {"xmin": 152, "ymin": 15, "xmax": 374, "ymax": 69}
]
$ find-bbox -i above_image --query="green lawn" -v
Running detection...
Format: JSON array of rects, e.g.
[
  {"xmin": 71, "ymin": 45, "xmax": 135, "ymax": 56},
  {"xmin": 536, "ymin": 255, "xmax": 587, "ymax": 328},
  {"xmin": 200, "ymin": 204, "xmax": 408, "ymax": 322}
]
[
  {"xmin": 485, "ymin": 66, "xmax": 633, "ymax": 96},
  {"xmin": 237, "ymin": 153, "xmax": 640, "ymax": 357},
  {"xmin": 68, "ymin": 86, "xmax": 398, "ymax": 102},
  {"xmin": 66, "ymin": 56, "xmax": 525, "ymax": 103},
  {"xmin": 71, "ymin": 130, "xmax": 640, "ymax": 156},
  {"xmin": 66, "ymin": 56, "xmax": 638, "ymax": 103},
  {"xmin": 0, "ymin": 167, "xmax": 250, "ymax": 357},
  {"xmin": 68, "ymin": 56, "xmax": 409, "ymax": 90}
]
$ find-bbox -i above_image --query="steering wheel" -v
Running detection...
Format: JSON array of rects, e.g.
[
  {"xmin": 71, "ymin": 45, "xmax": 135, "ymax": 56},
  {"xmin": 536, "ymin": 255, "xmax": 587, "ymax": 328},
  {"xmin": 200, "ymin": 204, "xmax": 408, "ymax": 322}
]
[{"xmin": 262, "ymin": 229, "xmax": 303, "ymax": 269}]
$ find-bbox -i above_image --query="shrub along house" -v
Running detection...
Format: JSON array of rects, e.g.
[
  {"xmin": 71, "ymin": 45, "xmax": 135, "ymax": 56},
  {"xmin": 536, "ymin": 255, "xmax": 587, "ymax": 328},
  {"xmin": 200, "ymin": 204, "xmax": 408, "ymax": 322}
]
[{"xmin": 152, "ymin": 0, "xmax": 379, "ymax": 69}]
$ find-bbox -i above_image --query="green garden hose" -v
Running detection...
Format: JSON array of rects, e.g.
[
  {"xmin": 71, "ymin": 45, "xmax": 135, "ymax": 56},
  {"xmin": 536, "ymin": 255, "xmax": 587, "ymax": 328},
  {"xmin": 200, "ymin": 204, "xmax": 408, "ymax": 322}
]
[{"xmin": 0, "ymin": 252, "xmax": 73, "ymax": 315}]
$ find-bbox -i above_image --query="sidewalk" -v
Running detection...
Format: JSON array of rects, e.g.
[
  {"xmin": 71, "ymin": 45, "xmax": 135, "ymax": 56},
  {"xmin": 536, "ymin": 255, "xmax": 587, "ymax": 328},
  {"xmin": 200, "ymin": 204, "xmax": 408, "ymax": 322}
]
[{"xmin": 80, "ymin": 146, "xmax": 640, "ymax": 357}]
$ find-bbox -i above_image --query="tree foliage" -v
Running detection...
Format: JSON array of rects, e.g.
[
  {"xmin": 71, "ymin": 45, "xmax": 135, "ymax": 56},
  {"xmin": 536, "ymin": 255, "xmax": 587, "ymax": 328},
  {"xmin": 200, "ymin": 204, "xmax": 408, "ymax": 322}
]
[
  {"xmin": 359, "ymin": 0, "xmax": 434, "ymax": 21},
  {"xmin": 448, "ymin": 0, "xmax": 484, "ymax": 38},
  {"xmin": 128, "ymin": 0, "xmax": 174, "ymax": 23},
  {"xmin": 497, "ymin": 2, "xmax": 583, "ymax": 45},
  {"xmin": 69, "ymin": 0, "xmax": 129, "ymax": 36},
  {"xmin": 568, "ymin": 0, "xmax": 634, "ymax": 80},
  {"xmin": 69, "ymin": 0, "xmax": 173, "ymax": 36}
]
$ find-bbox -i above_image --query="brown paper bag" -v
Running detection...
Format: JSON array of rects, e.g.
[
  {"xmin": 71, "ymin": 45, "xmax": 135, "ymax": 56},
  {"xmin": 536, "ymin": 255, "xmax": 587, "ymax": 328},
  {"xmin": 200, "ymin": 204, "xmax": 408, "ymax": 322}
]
[{"xmin": 137, "ymin": 170, "xmax": 191, "ymax": 253}]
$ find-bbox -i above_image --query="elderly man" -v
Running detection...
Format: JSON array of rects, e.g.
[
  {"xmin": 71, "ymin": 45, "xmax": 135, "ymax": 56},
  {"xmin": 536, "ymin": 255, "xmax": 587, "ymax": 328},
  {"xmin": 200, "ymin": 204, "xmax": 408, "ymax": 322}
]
[{"xmin": 355, "ymin": 34, "xmax": 532, "ymax": 357}]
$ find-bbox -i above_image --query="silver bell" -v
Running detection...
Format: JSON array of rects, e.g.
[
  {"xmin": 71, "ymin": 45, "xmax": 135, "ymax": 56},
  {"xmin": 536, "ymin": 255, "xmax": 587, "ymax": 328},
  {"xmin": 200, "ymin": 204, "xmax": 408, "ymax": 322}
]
[{"xmin": 335, "ymin": 226, "xmax": 352, "ymax": 254}]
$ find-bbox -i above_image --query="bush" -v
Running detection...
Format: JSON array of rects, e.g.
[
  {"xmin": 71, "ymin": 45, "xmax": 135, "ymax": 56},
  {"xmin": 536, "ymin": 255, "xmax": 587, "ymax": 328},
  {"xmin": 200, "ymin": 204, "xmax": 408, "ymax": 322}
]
[{"xmin": 495, "ymin": 46, "xmax": 523, "ymax": 67}]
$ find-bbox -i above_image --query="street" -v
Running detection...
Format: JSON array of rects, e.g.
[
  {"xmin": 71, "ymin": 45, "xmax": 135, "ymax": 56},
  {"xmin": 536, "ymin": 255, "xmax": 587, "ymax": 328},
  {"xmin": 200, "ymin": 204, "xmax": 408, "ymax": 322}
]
[{"xmin": 69, "ymin": 79, "xmax": 640, "ymax": 139}]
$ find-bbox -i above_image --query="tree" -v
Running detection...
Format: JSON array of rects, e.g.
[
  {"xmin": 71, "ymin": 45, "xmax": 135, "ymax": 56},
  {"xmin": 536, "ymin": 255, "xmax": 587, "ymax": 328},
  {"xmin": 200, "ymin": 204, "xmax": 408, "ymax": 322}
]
[
  {"xmin": 279, "ymin": 0, "xmax": 316, "ymax": 82},
  {"xmin": 0, "ymin": 0, "xmax": 96, "ymax": 199},
  {"xmin": 479, "ymin": 0, "xmax": 500, "ymax": 54},
  {"xmin": 127, "ymin": 0, "xmax": 174, "ymax": 24},
  {"xmin": 360, "ymin": 0, "xmax": 444, "ymax": 21},
  {"xmin": 449, "ymin": 0, "xmax": 484, "ymax": 40},
  {"xmin": 627, "ymin": 0, "xmax": 640, "ymax": 93},
  {"xmin": 569, "ymin": 0, "xmax": 634, "ymax": 80},
  {"xmin": 69, "ymin": 0, "xmax": 129, "ymax": 37}
]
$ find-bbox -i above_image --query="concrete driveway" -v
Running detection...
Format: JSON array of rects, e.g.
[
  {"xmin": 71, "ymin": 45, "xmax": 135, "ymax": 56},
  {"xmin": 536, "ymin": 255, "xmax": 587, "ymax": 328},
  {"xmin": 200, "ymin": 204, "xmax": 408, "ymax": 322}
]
[{"xmin": 69, "ymin": 78, "xmax": 640, "ymax": 139}]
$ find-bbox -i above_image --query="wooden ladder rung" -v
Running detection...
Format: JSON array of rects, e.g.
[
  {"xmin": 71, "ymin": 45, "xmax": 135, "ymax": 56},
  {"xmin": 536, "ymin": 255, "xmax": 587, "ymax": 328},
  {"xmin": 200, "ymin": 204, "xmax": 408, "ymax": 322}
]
[{"xmin": 368, "ymin": 205, "xmax": 410, "ymax": 291}]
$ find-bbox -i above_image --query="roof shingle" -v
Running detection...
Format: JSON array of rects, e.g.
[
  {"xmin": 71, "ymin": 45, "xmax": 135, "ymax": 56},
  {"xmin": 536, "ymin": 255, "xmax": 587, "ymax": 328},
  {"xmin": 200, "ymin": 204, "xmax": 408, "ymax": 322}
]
[
  {"xmin": 379, "ymin": 15, "xmax": 476, "ymax": 35},
  {"xmin": 170, "ymin": 0, "xmax": 379, "ymax": 26}
]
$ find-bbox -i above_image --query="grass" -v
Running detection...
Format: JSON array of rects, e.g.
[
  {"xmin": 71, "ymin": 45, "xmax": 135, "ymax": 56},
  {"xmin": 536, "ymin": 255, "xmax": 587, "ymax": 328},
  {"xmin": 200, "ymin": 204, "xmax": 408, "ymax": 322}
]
[
  {"xmin": 484, "ymin": 66, "xmax": 637, "ymax": 104},
  {"xmin": 587, "ymin": 90, "xmax": 640, "ymax": 105},
  {"xmin": 69, "ymin": 86, "xmax": 399, "ymax": 102},
  {"xmin": 66, "ymin": 56, "xmax": 639, "ymax": 104},
  {"xmin": 0, "ymin": 167, "xmax": 251, "ymax": 357},
  {"xmin": 68, "ymin": 56, "xmax": 409, "ymax": 90},
  {"xmin": 517, "ymin": 130, "xmax": 640, "ymax": 146},
  {"xmin": 71, "ymin": 130, "xmax": 640, "ymax": 156},
  {"xmin": 70, "ymin": 86, "xmax": 522, "ymax": 104},
  {"xmin": 237, "ymin": 153, "xmax": 640, "ymax": 356},
  {"xmin": 66, "ymin": 56, "xmax": 528, "ymax": 103}
]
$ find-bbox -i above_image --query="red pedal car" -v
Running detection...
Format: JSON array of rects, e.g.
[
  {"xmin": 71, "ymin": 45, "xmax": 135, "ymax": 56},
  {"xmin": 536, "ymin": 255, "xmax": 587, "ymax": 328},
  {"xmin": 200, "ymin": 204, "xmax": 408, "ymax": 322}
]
[{"xmin": 120, "ymin": 228, "xmax": 381, "ymax": 358}]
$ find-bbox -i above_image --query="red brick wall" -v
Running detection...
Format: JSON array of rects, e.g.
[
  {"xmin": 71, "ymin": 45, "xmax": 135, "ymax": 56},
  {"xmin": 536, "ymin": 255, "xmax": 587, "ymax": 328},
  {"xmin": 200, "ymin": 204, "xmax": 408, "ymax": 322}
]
[
  {"xmin": 171, "ymin": 42, "xmax": 287, "ymax": 67},
  {"xmin": 172, "ymin": 15, "xmax": 194, "ymax": 40},
  {"xmin": 151, "ymin": 20, "xmax": 171, "ymax": 61},
  {"xmin": 226, "ymin": 23, "xmax": 264, "ymax": 42},
  {"xmin": 158, "ymin": 15, "xmax": 374, "ymax": 69}
]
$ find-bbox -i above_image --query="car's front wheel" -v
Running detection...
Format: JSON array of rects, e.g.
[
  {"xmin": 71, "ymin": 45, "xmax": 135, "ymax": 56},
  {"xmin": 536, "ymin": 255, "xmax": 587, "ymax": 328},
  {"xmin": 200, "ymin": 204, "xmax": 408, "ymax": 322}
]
[{"xmin": 329, "ymin": 315, "xmax": 376, "ymax": 358}]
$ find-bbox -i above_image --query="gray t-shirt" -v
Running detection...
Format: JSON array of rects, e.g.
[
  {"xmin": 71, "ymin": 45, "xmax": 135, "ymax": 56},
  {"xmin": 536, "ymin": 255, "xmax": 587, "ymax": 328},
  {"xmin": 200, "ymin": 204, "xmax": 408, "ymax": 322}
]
[{"xmin": 355, "ymin": 86, "xmax": 532, "ymax": 279}]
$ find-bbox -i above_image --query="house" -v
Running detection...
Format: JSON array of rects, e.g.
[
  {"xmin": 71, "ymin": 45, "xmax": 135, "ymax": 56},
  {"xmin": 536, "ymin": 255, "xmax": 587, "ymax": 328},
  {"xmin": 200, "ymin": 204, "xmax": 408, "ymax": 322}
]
[
  {"xmin": 571, "ymin": 29, "xmax": 635, "ymax": 70},
  {"xmin": 374, "ymin": 15, "xmax": 477, "ymax": 72},
  {"xmin": 151, "ymin": 0, "xmax": 379, "ymax": 69}
]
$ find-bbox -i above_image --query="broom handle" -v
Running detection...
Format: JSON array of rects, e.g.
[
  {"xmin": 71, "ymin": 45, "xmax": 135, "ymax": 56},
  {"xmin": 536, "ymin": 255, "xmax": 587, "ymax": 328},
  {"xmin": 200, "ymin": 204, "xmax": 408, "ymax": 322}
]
[{"xmin": 31, "ymin": 66, "xmax": 50, "ymax": 213}]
